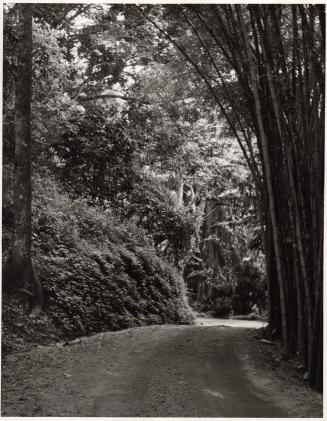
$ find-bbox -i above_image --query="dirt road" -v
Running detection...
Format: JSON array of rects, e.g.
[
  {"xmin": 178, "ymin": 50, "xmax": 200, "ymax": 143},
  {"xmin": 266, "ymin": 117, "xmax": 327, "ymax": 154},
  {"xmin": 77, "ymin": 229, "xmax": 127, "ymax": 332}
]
[{"xmin": 1, "ymin": 323, "xmax": 322, "ymax": 417}]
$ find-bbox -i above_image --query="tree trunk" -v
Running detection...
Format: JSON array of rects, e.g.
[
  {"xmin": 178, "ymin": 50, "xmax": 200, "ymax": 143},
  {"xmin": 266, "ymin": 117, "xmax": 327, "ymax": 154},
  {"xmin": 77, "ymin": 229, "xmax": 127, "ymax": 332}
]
[{"xmin": 4, "ymin": 4, "xmax": 43, "ymax": 312}]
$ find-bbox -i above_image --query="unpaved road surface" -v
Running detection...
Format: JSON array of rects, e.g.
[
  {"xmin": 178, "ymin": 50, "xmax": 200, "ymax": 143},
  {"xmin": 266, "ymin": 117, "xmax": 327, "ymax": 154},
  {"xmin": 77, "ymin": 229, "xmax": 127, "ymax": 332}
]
[{"xmin": 1, "ymin": 324, "xmax": 322, "ymax": 417}]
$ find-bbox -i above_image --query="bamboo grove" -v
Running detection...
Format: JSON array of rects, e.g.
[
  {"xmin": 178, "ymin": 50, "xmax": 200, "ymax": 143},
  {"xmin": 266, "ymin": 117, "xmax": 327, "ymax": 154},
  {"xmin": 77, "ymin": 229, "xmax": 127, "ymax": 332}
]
[{"xmin": 137, "ymin": 4, "xmax": 324, "ymax": 391}]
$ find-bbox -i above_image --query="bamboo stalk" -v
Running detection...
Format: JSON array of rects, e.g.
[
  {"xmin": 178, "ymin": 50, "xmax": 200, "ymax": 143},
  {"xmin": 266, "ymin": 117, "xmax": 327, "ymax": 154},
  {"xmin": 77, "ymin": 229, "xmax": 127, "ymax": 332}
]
[
  {"xmin": 265, "ymin": 20, "xmax": 315, "ymax": 367},
  {"xmin": 258, "ymin": 16, "xmax": 313, "ymax": 357},
  {"xmin": 237, "ymin": 5, "xmax": 289, "ymax": 352}
]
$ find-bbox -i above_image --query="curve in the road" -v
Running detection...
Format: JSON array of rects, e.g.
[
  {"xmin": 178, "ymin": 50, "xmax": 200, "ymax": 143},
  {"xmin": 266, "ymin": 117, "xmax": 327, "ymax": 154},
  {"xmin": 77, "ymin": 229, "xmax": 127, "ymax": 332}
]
[{"xmin": 2, "ymin": 324, "xmax": 322, "ymax": 417}]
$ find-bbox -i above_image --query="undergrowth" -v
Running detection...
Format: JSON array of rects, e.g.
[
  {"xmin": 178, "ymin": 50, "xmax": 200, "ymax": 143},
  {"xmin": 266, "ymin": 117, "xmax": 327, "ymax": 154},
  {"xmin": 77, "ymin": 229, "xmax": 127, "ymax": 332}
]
[{"xmin": 2, "ymin": 170, "xmax": 193, "ymax": 353}]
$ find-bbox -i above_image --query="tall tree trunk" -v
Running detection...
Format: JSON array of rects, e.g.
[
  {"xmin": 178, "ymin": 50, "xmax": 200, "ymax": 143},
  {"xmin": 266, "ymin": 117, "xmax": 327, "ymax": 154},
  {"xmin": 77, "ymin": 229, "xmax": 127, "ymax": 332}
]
[{"xmin": 4, "ymin": 4, "xmax": 43, "ymax": 311}]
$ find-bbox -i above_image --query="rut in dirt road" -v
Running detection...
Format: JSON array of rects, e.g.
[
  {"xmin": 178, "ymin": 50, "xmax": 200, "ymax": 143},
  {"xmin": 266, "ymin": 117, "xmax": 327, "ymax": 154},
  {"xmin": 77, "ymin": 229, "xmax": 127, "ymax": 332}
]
[{"xmin": 1, "ymin": 324, "xmax": 323, "ymax": 417}]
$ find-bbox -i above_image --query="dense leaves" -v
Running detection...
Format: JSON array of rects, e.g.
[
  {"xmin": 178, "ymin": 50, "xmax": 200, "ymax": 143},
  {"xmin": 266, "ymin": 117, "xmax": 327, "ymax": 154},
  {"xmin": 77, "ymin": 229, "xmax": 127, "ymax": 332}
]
[
  {"xmin": 52, "ymin": 108, "xmax": 136, "ymax": 205},
  {"xmin": 2, "ymin": 175, "xmax": 192, "ymax": 353},
  {"xmin": 123, "ymin": 177, "xmax": 194, "ymax": 262}
]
